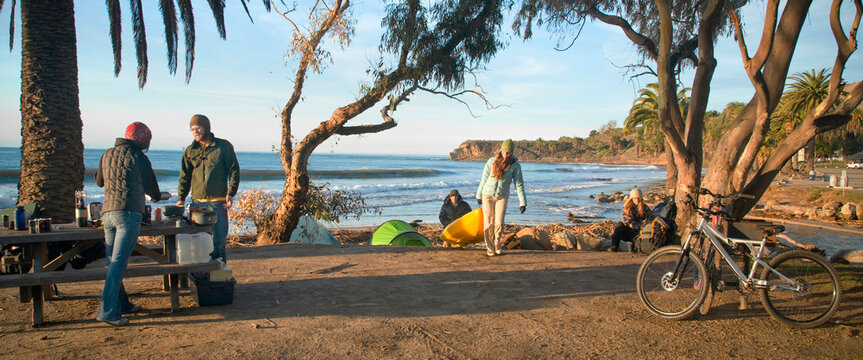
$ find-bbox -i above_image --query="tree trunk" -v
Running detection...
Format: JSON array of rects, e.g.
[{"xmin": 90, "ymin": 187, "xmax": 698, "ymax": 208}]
[
  {"xmin": 663, "ymin": 144, "xmax": 677, "ymax": 191},
  {"xmin": 18, "ymin": 0, "xmax": 83, "ymax": 223},
  {"xmin": 805, "ymin": 138, "xmax": 815, "ymax": 173},
  {"xmin": 701, "ymin": 0, "xmax": 811, "ymax": 198},
  {"xmin": 256, "ymin": 169, "xmax": 308, "ymax": 245}
]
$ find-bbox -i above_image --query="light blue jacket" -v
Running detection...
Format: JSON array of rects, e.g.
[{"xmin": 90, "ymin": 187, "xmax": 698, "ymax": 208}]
[{"xmin": 476, "ymin": 156, "xmax": 526, "ymax": 206}]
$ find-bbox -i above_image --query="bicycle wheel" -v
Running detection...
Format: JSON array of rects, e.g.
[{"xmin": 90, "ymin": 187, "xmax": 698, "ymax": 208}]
[
  {"xmin": 637, "ymin": 245, "xmax": 708, "ymax": 320},
  {"xmin": 759, "ymin": 249, "xmax": 842, "ymax": 328}
]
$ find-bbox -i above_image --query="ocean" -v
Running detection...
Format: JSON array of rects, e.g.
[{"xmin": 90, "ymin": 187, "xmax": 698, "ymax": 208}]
[
  {"xmin": 0, "ymin": 147, "xmax": 665, "ymax": 227},
  {"xmin": 0, "ymin": 147, "xmax": 859, "ymax": 256}
]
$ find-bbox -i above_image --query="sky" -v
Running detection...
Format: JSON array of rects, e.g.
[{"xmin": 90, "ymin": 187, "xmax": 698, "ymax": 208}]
[{"xmin": 0, "ymin": 1, "xmax": 861, "ymax": 156}]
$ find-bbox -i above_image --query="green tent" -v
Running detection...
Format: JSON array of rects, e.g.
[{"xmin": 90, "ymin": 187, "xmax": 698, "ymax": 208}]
[{"xmin": 369, "ymin": 220, "xmax": 431, "ymax": 247}]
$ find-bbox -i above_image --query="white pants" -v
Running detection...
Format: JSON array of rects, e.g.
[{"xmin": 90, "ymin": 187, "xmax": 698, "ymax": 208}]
[{"xmin": 482, "ymin": 194, "xmax": 508, "ymax": 252}]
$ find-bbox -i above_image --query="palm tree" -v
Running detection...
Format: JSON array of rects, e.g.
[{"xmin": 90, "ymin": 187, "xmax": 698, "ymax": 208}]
[
  {"xmin": 3, "ymin": 1, "xmax": 261, "ymax": 221},
  {"xmin": 782, "ymin": 69, "xmax": 830, "ymax": 173},
  {"xmin": 624, "ymin": 83, "xmax": 689, "ymax": 185}
]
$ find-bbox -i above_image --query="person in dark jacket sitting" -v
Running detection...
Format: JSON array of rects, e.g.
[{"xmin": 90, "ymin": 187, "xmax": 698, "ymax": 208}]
[
  {"xmin": 608, "ymin": 187, "xmax": 651, "ymax": 252},
  {"xmin": 94, "ymin": 122, "xmax": 162, "ymax": 326},
  {"xmin": 439, "ymin": 189, "xmax": 472, "ymax": 228}
]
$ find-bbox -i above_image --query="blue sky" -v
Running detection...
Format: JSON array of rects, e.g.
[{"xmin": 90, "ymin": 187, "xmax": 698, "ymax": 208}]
[{"xmin": 0, "ymin": 1, "xmax": 861, "ymax": 155}]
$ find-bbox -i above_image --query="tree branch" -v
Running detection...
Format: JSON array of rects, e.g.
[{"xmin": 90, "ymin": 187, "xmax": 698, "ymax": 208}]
[
  {"xmin": 589, "ymin": 6, "xmax": 657, "ymax": 59},
  {"xmin": 335, "ymin": 84, "xmax": 418, "ymax": 135}
]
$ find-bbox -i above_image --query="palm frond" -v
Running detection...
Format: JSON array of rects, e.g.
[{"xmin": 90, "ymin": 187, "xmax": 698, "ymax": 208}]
[
  {"xmin": 130, "ymin": 0, "xmax": 148, "ymax": 88},
  {"xmin": 177, "ymin": 0, "xmax": 195, "ymax": 83},
  {"xmin": 239, "ymin": 0, "xmax": 254, "ymax": 23},
  {"xmin": 159, "ymin": 0, "xmax": 178, "ymax": 75},
  {"xmin": 7, "ymin": 0, "xmax": 15, "ymax": 52},
  {"xmin": 106, "ymin": 0, "xmax": 122, "ymax": 76},
  {"xmin": 207, "ymin": 0, "xmax": 226, "ymax": 39}
]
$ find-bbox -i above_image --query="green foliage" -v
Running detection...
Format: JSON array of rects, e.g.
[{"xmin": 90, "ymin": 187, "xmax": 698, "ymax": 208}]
[
  {"xmin": 304, "ymin": 182, "xmax": 383, "ymax": 223},
  {"xmin": 379, "ymin": 0, "xmax": 505, "ymax": 91},
  {"xmin": 229, "ymin": 183, "xmax": 381, "ymax": 235}
]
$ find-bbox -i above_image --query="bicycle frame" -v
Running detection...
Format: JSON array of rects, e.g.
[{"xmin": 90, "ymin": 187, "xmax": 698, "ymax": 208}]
[{"xmin": 677, "ymin": 217, "xmax": 802, "ymax": 292}]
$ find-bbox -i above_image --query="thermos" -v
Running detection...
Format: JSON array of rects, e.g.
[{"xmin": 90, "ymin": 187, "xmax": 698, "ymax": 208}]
[
  {"xmin": 14, "ymin": 205, "xmax": 27, "ymax": 231},
  {"xmin": 75, "ymin": 200, "xmax": 88, "ymax": 227}
]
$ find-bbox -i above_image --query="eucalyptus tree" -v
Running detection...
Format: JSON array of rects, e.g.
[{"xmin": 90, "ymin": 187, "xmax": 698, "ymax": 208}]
[
  {"xmin": 513, "ymin": 0, "xmax": 863, "ymax": 225},
  {"xmin": 1, "ymin": 0, "xmax": 261, "ymax": 222},
  {"xmin": 255, "ymin": 0, "xmax": 506, "ymax": 244}
]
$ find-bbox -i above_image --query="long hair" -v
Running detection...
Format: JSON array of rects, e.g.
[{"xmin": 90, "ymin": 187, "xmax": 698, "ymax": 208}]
[
  {"xmin": 623, "ymin": 197, "xmax": 650, "ymax": 219},
  {"xmin": 492, "ymin": 152, "xmax": 515, "ymax": 179}
]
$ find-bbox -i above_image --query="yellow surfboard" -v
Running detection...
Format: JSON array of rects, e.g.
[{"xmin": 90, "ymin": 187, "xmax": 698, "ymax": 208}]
[{"xmin": 441, "ymin": 208, "xmax": 485, "ymax": 247}]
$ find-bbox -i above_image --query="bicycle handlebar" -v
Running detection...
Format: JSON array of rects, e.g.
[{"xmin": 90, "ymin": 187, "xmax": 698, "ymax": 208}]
[{"xmin": 680, "ymin": 188, "xmax": 756, "ymax": 219}]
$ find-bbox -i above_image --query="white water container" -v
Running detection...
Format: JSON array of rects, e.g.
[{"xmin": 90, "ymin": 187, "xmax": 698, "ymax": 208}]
[{"xmin": 176, "ymin": 233, "xmax": 214, "ymax": 264}]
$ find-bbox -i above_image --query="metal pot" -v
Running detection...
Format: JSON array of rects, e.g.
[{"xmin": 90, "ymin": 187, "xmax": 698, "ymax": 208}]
[
  {"xmin": 163, "ymin": 205, "xmax": 184, "ymax": 217},
  {"xmin": 191, "ymin": 210, "xmax": 218, "ymax": 225}
]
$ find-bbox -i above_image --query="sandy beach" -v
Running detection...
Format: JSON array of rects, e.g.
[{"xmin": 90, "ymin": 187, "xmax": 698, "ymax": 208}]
[
  {"xmin": 1, "ymin": 243, "xmax": 860, "ymax": 359},
  {"xmin": 1, "ymin": 170, "xmax": 861, "ymax": 359}
]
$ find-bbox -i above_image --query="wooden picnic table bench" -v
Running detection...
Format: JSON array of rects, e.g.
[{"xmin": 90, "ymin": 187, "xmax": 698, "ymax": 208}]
[{"xmin": 0, "ymin": 221, "xmax": 215, "ymax": 326}]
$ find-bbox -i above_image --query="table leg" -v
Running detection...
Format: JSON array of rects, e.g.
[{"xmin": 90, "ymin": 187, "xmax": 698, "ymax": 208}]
[
  {"xmin": 29, "ymin": 243, "xmax": 46, "ymax": 327},
  {"xmin": 165, "ymin": 234, "xmax": 180, "ymax": 311}
]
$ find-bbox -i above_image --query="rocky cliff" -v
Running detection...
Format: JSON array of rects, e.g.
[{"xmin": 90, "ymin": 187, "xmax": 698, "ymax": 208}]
[{"xmin": 448, "ymin": 139, "xmax": 664, "ymax": 165}]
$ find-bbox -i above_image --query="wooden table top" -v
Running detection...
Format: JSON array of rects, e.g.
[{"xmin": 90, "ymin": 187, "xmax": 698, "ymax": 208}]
[{"xmin": 0, "ymin": 221, "xmax": 213, "ymax": 245}]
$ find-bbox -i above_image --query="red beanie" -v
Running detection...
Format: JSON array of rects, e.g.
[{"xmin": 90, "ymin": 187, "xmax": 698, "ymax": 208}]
[{"xmin": 125, "ymin": 122, "xmax": 152, "ymax": 150}]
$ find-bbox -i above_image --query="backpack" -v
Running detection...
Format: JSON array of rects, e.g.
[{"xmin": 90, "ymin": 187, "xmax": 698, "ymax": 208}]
[{"xmin": 635, "ymin": 199, "xmax": 676, "ymax": 254}]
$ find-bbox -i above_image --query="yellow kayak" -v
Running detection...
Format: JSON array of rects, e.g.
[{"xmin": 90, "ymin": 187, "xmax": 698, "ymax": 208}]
[{"xmin": 440, "ymin": 208, "xmax": 485, "ymax": 247}]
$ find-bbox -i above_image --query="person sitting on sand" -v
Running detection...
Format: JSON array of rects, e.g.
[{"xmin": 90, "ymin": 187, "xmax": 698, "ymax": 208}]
[
  {"xmin": 608, "ymin": 187, "xmax": 650, "ymax": 252},
  {"xmin": 440, "ymin": 189, "xmax": 472, "ymax": 228}
]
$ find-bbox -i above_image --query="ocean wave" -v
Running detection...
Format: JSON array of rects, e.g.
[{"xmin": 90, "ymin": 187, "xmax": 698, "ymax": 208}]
[{"xmin": 0, "ymin": 168, "xmax": 450, "ymax": 183}]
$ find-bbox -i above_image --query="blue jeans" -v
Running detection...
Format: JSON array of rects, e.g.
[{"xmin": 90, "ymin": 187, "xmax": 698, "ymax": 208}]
[
  {"xmin": 192, "ymin": 200, "xmax": 228, "ymax": 262},
  {"xmin": 97, "ymin": 211, "xmax": 142, "ymax": 322}
]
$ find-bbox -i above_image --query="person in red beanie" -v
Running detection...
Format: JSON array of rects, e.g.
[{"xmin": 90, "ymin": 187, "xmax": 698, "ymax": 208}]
[
  {"xmin": 176, "ymin": 114, "xmax": 240, "ymax": 263},
  {"xmin": 94, "ymin": 122, "xmax": 162, "ymax": 326}
]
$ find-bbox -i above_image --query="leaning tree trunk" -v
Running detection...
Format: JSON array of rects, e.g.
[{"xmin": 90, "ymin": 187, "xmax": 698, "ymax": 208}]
[
  {"xmin": 18, "ymin": 0, "xmax": 83, "ymax": 223},
  {"xmin": 256, "ymin": 168, "xmax": 308, "ymax": 245}
]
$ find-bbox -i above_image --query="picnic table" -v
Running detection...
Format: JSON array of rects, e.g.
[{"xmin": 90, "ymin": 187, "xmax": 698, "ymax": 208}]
[{"xmin": 0, "ymin": 221, "xmax": 219, "ymax": 326}]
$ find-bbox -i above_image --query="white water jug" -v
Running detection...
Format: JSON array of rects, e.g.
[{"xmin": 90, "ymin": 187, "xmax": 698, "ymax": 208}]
[{"xmin": 176, "ymin": 233, "xmax": 214, "ymax": 264}]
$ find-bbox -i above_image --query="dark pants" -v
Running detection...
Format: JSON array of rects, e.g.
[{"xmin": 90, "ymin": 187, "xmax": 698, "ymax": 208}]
[{"xmin": 611, "ymin": 222, "xmax": 639, "ymax": 250}]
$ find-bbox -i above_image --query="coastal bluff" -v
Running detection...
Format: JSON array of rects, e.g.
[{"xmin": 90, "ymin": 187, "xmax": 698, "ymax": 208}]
[{"xmin": 449, "ymin": 139, "xmax": 664, "ymax": 165}]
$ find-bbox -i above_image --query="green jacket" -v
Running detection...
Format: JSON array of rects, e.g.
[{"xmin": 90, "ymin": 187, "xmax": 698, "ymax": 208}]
[
  {"xmin": 476, "ymin": 156, "xmax": 526, "ymax": 206},
  {"xmin": 178, "ymin": 135, "xmax": 240, "ymax": 201}
]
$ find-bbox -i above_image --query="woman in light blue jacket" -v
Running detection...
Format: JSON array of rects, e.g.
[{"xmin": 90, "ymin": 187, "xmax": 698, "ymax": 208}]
[{"xmin": 476, "ymin": 139, "xmax": 526, "ymax": 256}]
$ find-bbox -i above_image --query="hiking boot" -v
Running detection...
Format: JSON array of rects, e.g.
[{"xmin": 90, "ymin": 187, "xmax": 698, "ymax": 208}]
[
  {"xmin": 103, "ymin": 318, "xmax": 129, "ymax": 327},
  {"xmin": 606, "ymin": 246, "xmax": 618, "ymax": 252}
]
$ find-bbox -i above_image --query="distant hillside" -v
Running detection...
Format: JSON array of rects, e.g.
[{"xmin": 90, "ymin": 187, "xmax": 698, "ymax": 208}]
[{"xmin": 449, "ymin": 134, "xmax": 665, "ymax": 165}]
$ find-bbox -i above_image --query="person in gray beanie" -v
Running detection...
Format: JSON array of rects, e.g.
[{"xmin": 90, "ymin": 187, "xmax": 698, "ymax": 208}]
[{"xmin": 176, "ymin": 114, "xmax": 240, "ymax": 263}]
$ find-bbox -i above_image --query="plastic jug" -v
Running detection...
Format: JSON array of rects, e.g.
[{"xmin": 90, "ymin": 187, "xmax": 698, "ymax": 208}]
[{"xmin": 176, "ymin": 233, "xmax": 214, "ymax": 264}]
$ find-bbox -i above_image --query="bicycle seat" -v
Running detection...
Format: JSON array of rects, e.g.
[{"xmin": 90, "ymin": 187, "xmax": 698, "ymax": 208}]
[{"xmin": 756, "ymin": 224, "xmax": 785, "ymax": 235}]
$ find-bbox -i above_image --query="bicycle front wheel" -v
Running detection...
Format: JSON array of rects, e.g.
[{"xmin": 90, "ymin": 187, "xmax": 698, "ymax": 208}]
[
  {"xmin": 637, "ymin": 246, "xmax": 708, "ymax": 320},
  {"xmin": 759, "ymin": 249, "xmax": 842, "ymax": 328}
]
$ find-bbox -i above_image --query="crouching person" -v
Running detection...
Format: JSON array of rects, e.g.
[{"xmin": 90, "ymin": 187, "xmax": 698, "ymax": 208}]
[
  {"xmin": 608, "ymin": 187, "xmax": 650, "ymax": 252},
  {"xmin": 95, "ymin": 122, "xmax": 162, "ymax": 326}
]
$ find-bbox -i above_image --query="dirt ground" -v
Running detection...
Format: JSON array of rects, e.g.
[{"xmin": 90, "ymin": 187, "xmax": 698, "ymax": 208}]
[{"xmin": 1, "ymin": 243, "xmax": 861, "ymax": 359}]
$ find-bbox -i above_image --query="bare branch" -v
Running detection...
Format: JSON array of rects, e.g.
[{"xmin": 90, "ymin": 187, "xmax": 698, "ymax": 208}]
[
  {"xmin": 335, "ymin": 84, "xmax": 418, "ymax": 136},
  {"xmin": 417, "ymin": 86, "xmax": 507, "ymax": 118},
  {"xmin": 750, "ymin": 0, "xmax": 779, "ymax": 69},
  {"xmin": 589, "ymin": 6, "xmax": 657, "ymax": 58}
]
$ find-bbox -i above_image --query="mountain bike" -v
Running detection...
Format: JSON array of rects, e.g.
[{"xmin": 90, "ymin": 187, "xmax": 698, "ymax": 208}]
[{"xmin": 635, "ymin": 188, "xmax": 842, "ymax": 328}]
